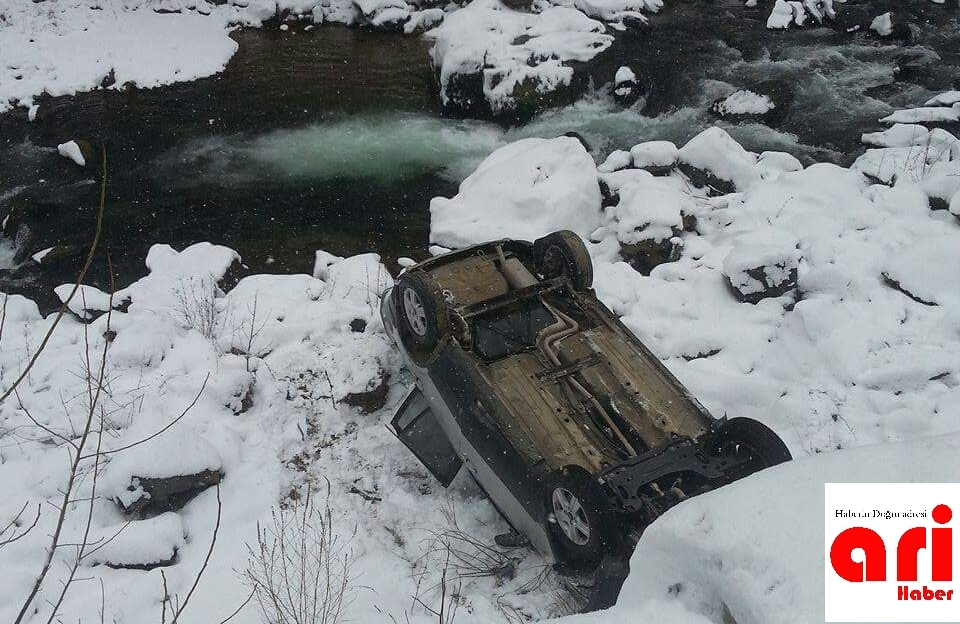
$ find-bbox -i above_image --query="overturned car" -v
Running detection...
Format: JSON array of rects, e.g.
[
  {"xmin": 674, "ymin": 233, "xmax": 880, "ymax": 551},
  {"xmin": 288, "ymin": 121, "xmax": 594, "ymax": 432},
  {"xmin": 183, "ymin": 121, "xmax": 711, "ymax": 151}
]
[{"xmin": 382, "ymin": 231, "xmax": 791, "ymax": 566}]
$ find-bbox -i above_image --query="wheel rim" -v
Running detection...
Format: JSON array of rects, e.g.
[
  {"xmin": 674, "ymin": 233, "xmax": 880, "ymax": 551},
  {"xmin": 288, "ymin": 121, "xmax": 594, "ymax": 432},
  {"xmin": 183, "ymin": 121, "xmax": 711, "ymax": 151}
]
[
  {"xmin": 552, "ymin": 487, "xmax": 590, "ymax": 546},
  {"xmin": 402, "ymin": 288, "xmax": 428, "ymax": 337}
]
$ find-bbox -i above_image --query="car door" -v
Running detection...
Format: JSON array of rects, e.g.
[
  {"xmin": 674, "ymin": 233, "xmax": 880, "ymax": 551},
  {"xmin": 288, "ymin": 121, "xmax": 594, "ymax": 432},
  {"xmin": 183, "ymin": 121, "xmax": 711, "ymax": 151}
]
[{"xmin": 390, "ymin": 387, "xmax": 464, "ymax": 487}]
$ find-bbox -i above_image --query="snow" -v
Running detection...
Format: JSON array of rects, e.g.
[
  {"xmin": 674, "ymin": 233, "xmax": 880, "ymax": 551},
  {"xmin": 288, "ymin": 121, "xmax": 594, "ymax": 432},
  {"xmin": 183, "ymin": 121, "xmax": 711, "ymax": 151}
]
[
  {"xmin": 882, "ymin": 236, "xmax": 960, "ymax": 307},
  {"xmin": 27, "ymin": 105, "xmax": 39, "ymax": 122},
  {"xmin": 880, "ymin": 106, "xmax": 960, "ymax": 125},
  {"xmin": 714, "ymin": 90, "xmax": 775, "ymax": 116},
  {"xmin": 57, "ymin": 141, "xmax": 86, "ymax": 167},
  {"xmin": 722, "ymin": 226, "xmax": 801, "ymax": 297},
  {"xmin": 677, "ymin": 127, "xmax": 760, "ymax": 190},
  {"xmin": 629, "ymin": 140, "xmax": 679, "ymax": 170},
  {"xmin": 870, "ymin": 11, "xmax": 894, "ymax": 36},
  {"xmin": 0, "ymin": 1, "xmax": 243, "ymax": 114},
  {"xmin": 30, "ymin": 247, "xmax": 54, "ymax": 264},
  {"xmin": 766, "ymin": 0, "xmax": 837, "ymax": 29},
  {"xmin": 428, "ymin": 0, "xmax": 614, "ymax": 115},
  {"xmin": 598, "ymin": 149, "xmax": 634, "ymax": 173},
  {"xmin": 608, "ymin": 172, "xmax": 686, "ymax": 244},
  {"xmin": 925, "ymin": 90, "xmax": 960, "ymax": 107},
  {"xmin": 614, "ymin": 65, "xmax": 637, "ymax": 85},
  {"xmin": 861, "ymin": 123, "xmax": 930, "ymax": 148},
  {"xmin": 430, "ymin": 136, "xmax": 603, "ymax": 247},
  {"xmin": 558, "ymin": 433, "xmax": 960, "ymax": 624},
  {"xmin": 86, "ymin": 513, "xmax": 186, "ymax": 568}
]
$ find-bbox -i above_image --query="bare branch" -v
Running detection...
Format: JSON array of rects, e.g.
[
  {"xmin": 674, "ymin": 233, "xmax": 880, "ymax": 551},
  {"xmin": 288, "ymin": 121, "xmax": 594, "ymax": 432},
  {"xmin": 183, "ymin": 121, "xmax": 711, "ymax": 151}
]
[
  {"xmin": 0, "ymin": 502, "xmax": 41, "ymax": 548},
  {"xmin": 0, "ymin": 148, "xmax": 108, "ymax": 406}
]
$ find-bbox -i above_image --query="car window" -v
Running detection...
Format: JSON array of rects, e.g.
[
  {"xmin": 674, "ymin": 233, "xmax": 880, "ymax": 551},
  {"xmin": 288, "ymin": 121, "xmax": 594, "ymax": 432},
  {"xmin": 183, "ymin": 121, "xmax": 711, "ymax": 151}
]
[
  {"xmin": 391, "ymin": 389, "xmax": 463, "ymax": 487},
  {"xmin": 473, "ymin": 298, "xmax": 556, "ymax": 361}
]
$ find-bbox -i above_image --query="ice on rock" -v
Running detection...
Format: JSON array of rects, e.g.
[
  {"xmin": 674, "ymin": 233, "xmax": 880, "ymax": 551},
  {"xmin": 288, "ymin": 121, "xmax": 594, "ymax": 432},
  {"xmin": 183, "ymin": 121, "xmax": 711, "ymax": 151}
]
[
  {"xmin": 722, "ymin": 227, "xmax": 801, "ymax": 303},
  {"xmin": 678, "ymin": 127, "xmax": 760, "ymax": 192},
  {"xmin": 57, "ymin": 141, "xmax": 86, "ymax": 166},
  {"xmin": 430, "ymin": 136, "xmax": 602, "ymax": 247},
  {"xmin": 629, "ymin": 140, "xmax": 678, "ymax": 171}
]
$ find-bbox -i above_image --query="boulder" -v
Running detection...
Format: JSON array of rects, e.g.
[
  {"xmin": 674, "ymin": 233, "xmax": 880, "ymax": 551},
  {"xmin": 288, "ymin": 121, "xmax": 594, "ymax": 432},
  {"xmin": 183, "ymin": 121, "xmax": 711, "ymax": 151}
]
[
  {"xmin": 709, "ymin": 80, "xmax": 792, "ymax": 127},
  {"xmin": 429, "ymin": 0, "xmax": 614, "ymax": 123},
  {"xmin": 628, "ymin": 140, "xmax": 678, "ymax": 175},
  {"xmin": 612, "ymin": 65, "xmax": 642, "ymax": 107},
  {"xmin": 430, "ymin": 136, "xmax": 602, "ymax": 248},
  {"xmin": 88, "ymin": 513, "xmax": 185, "ymax": 571},
  {"xmin": 678, "ymin": 128, "xmax": 760, "ymax": 194},
  {"xmin": 117, "ymin": 469, "xmax": 223, "ymax": 517},
  {"xmin": 343, "ymin": 370, "xmax": 391, "ymax": 414},
  {"xmin": 609, "ymin": 174, "xmax": 686, "ymax": 274},
  {"xmin": 723, "ymin": 227, "xmax": 801, "ymax": 304}
]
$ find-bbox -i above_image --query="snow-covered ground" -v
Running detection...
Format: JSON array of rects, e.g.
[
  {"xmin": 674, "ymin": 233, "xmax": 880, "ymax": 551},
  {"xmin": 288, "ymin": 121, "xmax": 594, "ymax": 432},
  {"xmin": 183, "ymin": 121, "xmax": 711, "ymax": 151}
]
[
  {"xmin": 3, "ymin": 0, "xmax": 960, "ymax": 608},
  {"xmin": 556, "ymin": 433, "xmax": 960, "ymax": 624}
]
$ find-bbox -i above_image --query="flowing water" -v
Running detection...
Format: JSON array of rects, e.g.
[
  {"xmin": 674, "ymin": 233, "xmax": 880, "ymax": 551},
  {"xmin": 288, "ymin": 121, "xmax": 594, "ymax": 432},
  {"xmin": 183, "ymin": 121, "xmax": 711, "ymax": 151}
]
[{"xmin": 0, "ymin": 1, "xmax": 957, "ymax": 303}]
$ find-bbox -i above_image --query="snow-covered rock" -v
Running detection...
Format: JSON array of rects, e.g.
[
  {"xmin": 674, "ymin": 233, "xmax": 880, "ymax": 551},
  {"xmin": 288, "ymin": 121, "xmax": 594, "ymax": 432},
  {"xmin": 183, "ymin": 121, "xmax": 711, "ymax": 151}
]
[
  {"xmin": 925, "ymin": 90, "xmax": 960, "ymax": 107},
  {"xmin": 882, "ymin": 235, "xmax": 960, "ymax": 307},
  {"xmin": 428, "ymin": 0, "xmax": 614, "ymax": 120},
  {"xmin": 677, "ymin": 127, "xmax": 760, "ymax": 192},
  {"xmin": 861, "ymin": 123, "xmax": 930, "ymax": 148},
  {"xmin": 87, "ymin": 513, "xmax": 185, "ymax": 570},
  {"xmin": 430, "ymin": 136, "xmax": 602, "ymax": 247},
  {"xmin": 57, "ymin": 141, "xmax": 86, "ymax": 167},
  {"xmin": 612, "ymin": 64, "xmax": 642, "ymax": 105},
  {"xmin": 722, "ymin": 227, "xmax": 801, "ymax": 303},
  {"xmin": 607, "ymin": 173, "xmax": 687, "ymax": 273},
  {"xmin": 711, "ymin": 89, "xmax": 774, "ymax": 117},
  {"xmin": 765, "ymin": 0, "xmax": 836, "ymax": 29},
  {"xmin": 629, "ymin": 140, "xmax": 679, "ymax": 173},
  {"xmin": 598, "ymin": 149, "xmax": 634, "ymax": 173},
  {"xmin": 880, "ymin": 105, "xmax": 960, "ymax": 125}
]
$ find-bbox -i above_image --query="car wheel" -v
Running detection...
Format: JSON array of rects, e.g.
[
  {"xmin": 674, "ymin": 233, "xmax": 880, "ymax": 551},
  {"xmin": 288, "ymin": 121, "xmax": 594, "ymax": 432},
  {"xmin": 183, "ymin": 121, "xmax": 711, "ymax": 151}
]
[
  {"xmin": 534, "ymin": 230, "xmax": 593, "ymax": 291},
  {"xmin": 396, "ymin": 272, "xmax": 449, "ymax": 363},
  {"xmin": 545, "ymin": 467, "xmax": 612, "ymax": 566},
  {"xmin": 710, "ymin": 417, "xmax": 792, "ymax": 470}
]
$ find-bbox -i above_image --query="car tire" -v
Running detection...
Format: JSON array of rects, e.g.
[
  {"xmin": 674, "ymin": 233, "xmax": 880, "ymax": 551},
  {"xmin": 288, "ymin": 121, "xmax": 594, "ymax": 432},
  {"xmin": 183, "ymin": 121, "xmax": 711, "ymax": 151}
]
[
  {"xmin": 534, "ymin": 230, "xmax": 593, "ymax": 291},
  {"xmin": 396, "ymin": 272, "xmax": 449, "ymax": 363},
  {"xmin": 544, "ymin": 466, "xmax": 613, "ymax": 567},
  {"xmin": 710, "ymin": 417, "xmax": 792, "ymax": 468}
]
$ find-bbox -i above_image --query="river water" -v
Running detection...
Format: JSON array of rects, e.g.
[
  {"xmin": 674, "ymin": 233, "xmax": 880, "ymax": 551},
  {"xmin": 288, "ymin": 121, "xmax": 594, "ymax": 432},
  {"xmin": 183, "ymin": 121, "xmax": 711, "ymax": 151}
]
[{"xmin": 0, "ymin": 1, "xmax": 957, "ymax": 302}]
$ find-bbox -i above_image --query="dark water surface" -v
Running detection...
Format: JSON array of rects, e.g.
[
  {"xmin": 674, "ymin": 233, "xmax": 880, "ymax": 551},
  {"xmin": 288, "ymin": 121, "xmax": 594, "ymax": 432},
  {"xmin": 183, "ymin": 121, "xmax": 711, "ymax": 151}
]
[{"xmin": 0, "ymin": 2, "xmax": 958, "ymax": 307}]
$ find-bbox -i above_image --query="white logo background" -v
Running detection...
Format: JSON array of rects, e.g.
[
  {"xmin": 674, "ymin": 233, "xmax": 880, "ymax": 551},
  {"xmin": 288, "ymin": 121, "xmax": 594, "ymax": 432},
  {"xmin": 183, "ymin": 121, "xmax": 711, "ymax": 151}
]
[{"xmin": 825, "ymin": 483, "xmax": 960, "ymax": 622}]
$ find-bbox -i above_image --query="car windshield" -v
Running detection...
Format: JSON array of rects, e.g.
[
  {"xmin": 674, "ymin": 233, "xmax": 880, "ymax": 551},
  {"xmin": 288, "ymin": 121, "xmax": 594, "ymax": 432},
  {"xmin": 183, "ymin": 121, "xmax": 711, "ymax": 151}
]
[{"xmin": 473, "ymin": 297, "xmax": 556, "ymax": 361}]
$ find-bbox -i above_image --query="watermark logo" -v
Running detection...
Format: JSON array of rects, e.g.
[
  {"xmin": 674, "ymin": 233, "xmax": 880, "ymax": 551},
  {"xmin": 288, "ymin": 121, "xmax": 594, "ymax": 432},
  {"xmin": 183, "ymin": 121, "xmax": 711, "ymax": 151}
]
[{"xmin": 825, "ymin": 483, "xmax": 959, "ymax": 622}]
